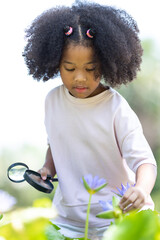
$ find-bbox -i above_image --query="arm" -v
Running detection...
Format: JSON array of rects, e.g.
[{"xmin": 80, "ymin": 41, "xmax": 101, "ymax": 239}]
[
  {"xmin": 119, "ymin": 163, "xmax": 157, "ymax": 212},
  {"xmin": 39, "ymin": 145, "xmax": 56, "ymax": 180}
]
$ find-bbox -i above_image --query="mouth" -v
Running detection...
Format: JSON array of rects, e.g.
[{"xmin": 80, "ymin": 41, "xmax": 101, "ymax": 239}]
[{"xmin": 74, "ymin": 86, "xmax": 88, "ymax": 93}]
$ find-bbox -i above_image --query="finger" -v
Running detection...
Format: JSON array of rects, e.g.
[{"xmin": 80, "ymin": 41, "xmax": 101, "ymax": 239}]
[
  {"xmin": 119, "ymin": 188, "xmax": 133, "ymax": 204},
  {"xmin": 119, "ymin": 200, "xmax": 132, "ymax": 210},
  {"xmin": 119, "ymin": 192, "xmax": 137, "ymax": 209},
  {"xmin": 123, "ymin": 203, "xmax": 133, "ymax": 213},
  {"xmin": 38, "ymin": 169, "xmax": 47, "ymax": 180},
  {"xmin": 124, "ymin": 199, "xmax": 143, "ymax": 213}
]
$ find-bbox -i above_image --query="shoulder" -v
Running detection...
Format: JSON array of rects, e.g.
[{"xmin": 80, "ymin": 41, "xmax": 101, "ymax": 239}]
[
  {"xmin": 109, "ymin": 88, "xmax": 140, "ymax": 124},
  {"xmin": 46, "ymin": 84, "xmax": 63, "ymax": 97},
  {"xmin": 109, "ymin": 88, "xmax": 131, "ymax": 110},
  {"xmin": 45, "ymin": 84, "xmax": 63, "ymax": 102},
  {"xmin": 44, "ymin": 84, "xmax": 65, "ymax": 111}
]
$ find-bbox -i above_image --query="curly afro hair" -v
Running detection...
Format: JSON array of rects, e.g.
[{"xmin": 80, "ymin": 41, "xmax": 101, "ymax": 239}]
[{"xmin": 23, "ymin": 1, "xmax": 143, "ymax": 87}]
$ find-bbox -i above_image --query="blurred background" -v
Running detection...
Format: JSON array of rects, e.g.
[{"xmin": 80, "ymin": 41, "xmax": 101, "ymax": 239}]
[{"xmin": 0, "ymin": 0, "xmax": 160, "ymax": 210}]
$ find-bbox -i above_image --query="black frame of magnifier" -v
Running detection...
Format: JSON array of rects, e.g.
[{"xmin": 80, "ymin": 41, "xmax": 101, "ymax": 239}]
[{"xmin": 7, "ymin": 162, "xmax": 58, "ymax": 193}]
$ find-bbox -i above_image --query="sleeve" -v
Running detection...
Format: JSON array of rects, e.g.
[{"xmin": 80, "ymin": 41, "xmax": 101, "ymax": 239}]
[{"xmin": 114, "ymin": 99, "xmax": 157, "ymax": 173}]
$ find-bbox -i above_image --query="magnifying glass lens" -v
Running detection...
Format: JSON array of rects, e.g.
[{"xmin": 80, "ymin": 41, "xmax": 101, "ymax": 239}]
[{"xmin": 7, "ymin": 163, "xmax": 29, "ymax": 182}]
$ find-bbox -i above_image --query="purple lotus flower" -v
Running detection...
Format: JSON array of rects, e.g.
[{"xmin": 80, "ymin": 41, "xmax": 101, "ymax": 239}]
[
  {"xmin": 97, "ymin": 196, "xmax": 122, "ymax": 219},
  {"xmin": 81, "ymin": 175, "xmax": 107, "ymax": 240},
  {"xmin": 99, "ymin": 200, "xmax": 113, "ymax": 211},
  {"xmin": 81, "ymin": 174, "xmax": 107, "ymax": 194},
  {"xmin": 0, "ymin": 190, "xmax": 17, "ymax": 213},
  {"xmin": 113, "ymin": 182, "xmax": 135, "ymax": 197}
]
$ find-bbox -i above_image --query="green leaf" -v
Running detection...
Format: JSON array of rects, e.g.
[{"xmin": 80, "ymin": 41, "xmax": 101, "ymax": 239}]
[
  {"xmin": 0, "ymin": 214, "xmax": 3, "ymax": 220},
  {"xmin": 82, "ymin": 177, "xmax": 91, "ymax": 192},
  {"xmin": 46, "ymin": 224, "xmax": 91, "ymax": 240},
  {"xmin": 94, "ymin": 183, "xmax": 108, "ymax": 193},
  {"xmin": 45, "ymin": 224, "xmax": 65, "ymax": 240},
  {"xmin": 96, "ymin": 210, "xmax": 115, "ymax": 219},
  {"xmin": 112, "ymin": 196, "xmax": 119, "ymax": 208},
  {"xmin": 50, "ymin": 223, "xmax": 61, "ymax": 230},
  {"xmin": 102, "ymin": 210, "xmax": 160, "ymax": 240}
]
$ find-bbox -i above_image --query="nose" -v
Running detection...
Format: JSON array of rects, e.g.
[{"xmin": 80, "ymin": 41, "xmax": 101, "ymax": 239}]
[{"xmin": 74, "ymin": 70, "xmax": 87, "ymax": 82}]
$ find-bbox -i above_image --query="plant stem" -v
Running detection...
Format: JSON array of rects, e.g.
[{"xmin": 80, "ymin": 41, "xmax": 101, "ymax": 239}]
[{"xmin": 84, "ymin": 193, "xmax": 92, "ymax": 240}]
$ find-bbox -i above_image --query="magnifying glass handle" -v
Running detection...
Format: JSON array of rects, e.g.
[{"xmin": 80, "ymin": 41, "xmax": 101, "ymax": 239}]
[{"xmin": 47, "ymin": 175, "xmax": 58, "ymax": 182}]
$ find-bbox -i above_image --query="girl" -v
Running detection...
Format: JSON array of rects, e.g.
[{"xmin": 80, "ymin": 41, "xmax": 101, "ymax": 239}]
[{"xmin": 23, "ymin": 1, "xmax": 157, "ymax": 239}]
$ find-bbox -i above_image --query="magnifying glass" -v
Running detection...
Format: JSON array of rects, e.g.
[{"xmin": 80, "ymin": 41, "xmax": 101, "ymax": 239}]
[{"xmin": 7, "ymin": 162, "xmax": 58, "ymax": 193}]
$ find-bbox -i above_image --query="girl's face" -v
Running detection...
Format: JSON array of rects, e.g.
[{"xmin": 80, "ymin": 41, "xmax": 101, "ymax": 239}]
[{"xmin": 60, "ymin": 44, "xmax": 103, "ymax": 98}]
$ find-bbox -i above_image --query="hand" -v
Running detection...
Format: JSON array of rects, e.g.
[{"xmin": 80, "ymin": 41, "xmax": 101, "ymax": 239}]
[
  {"xmin": 119, "ymin": 186, "xmax": 147, "ymax": 212},
  {"xmin": 38, "ymin": 167, "xmax": 51, "ymax": 181}
]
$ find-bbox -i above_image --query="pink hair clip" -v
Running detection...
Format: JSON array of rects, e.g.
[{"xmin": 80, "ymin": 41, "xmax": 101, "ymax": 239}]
[
  {"xmin": 64, "ymin": 26, "xmax": 73, "ymax": 36},
  {"xmin": 86, "ymin": 29, "xmax": 95, "ymax": 38}
]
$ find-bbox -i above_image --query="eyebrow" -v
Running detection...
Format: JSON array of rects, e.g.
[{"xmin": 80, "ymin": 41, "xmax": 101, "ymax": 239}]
[{"xmin": 63, "ymin": 60, "xmax": 97, "ymax": 65}]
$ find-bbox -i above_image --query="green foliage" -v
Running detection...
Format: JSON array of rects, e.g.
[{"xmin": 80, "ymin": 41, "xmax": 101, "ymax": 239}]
[
  {"xmin": 46, "ymin": 223, "xmax": 89, "ymax": 240},
  {"xmin": 0, "ymin": 196, "xmax": 58, "ymax": 240},
  {"xmin": 102, "ymin": 210, "xmax": 160, "ymax": 240},
  {"xmin": 0, "ymin": 220, "xmax": 88, "ymax": 240},
  {"xmin": 0, "ymin": 218, "xmax": 49, "ymax": 240},
  {"xmin": 1, "ymin": 207, "xmax": 160, "ymax": 240},
  {"xmin": 45, "ymin": 224, "xmax": 66, "ymax": 240},
  {"xmin": 33, "ymin": 198, "xmax": 52, "ymax": 208},
  {"xmin": 45, "ymin": 223, "xmax": 87, "ymax": 240},
  {"xmin": 0, "ymin": 196, "xmax": 87, "ymax": 240}
]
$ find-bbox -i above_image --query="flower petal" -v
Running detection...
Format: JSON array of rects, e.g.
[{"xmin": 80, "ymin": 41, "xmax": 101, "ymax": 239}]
[
  {"xmin": 115, "ymin": 187, "xmax": 123, "ymax": 197},
  {"xmin": 84, "ymin": 174, "xmax": 93, "ymax": 188},
  {"xmin": 96, "ymin": 178, "xmax": 107, "ymax": 187},
  {"xmin": 99, "ymin": 200, "xmax": 113, "ymax": 211},
  {"xmin": 121, "ymin": 183, "xmax": 127, "ymax": 193},
  {"xmin": 112, "ymin": 182, "xmax": 135, "ymax": 198},
  {"xmin": 91, "ymin": 176, "xmax": 99, "ymax": 189},
  {"xmin": 82, "ymin": 174, "xmax": 107, "ymax": 194},
  {"xmin": 0, "ymin": 190, "xmax": 17, "ymax": 212}
]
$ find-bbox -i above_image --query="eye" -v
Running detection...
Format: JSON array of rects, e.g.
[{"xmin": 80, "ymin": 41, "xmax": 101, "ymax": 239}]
[
  {"xmin": 86, "ymin": 67, "xmax": 96, "ymax": 72},
  {"xmin": 64, "ymin": 67, "xmax": 75, "ymax": 72}
]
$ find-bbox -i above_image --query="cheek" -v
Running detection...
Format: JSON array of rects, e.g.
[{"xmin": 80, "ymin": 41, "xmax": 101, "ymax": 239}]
[
  {"xmin": 94, "ymin": 72, "xmax": 101, "ymax": 81},
  {"xmin": 60, "ymin": 69, "xmax": 67, "ymax": 82},
  {"xmin": 93, "ymin": 66, "xmax": 101, "ymax": 80},
  {"xmin": 60, "ymin": 72, "xmax": 71, "ymax": 88}
]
